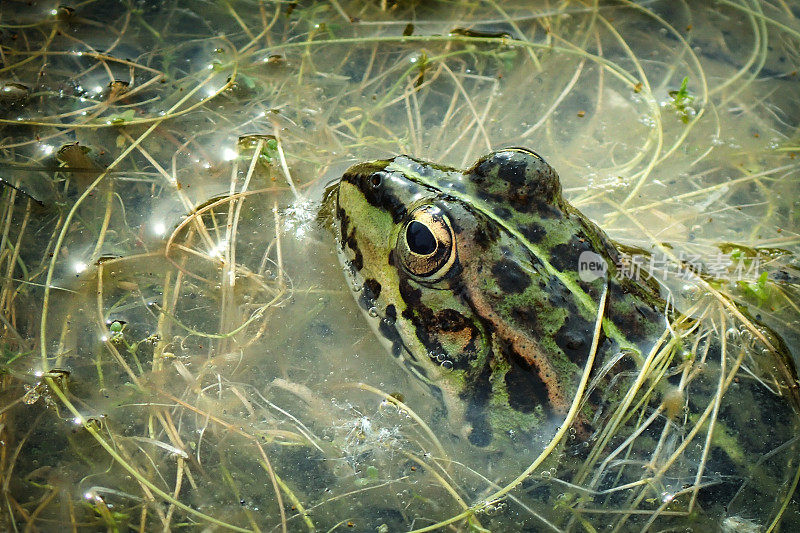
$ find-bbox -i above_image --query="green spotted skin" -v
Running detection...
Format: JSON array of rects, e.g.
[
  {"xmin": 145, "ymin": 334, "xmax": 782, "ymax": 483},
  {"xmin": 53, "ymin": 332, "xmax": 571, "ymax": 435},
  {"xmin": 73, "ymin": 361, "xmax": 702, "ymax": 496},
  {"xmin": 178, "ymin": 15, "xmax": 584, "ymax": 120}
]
[{"xmin": 333, "ymin": 148, "xmax": 672, "ymax": 447}]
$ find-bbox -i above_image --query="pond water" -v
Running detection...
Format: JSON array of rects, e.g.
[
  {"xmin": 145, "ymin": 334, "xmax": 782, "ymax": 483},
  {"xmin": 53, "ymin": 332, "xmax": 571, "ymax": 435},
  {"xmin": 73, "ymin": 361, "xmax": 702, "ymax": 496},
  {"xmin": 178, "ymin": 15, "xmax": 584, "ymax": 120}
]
[{"xmin": 1, "ymin": 1, "xmax": 799, "ymax": 531}]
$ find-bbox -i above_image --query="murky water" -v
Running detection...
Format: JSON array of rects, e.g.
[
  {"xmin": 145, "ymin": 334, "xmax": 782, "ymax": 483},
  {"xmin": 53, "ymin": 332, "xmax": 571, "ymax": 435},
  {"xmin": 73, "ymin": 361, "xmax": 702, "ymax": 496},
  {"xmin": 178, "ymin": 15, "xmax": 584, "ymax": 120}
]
[{"xmin": 1, "ymin": 1, "xmax": 799, "ymax": 531}]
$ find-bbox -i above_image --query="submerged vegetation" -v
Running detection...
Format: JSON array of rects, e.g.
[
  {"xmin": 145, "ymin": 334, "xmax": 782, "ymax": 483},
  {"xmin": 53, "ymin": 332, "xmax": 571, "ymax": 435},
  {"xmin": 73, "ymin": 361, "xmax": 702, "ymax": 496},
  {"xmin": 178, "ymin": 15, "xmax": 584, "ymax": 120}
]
[
  {"xmin": 0, "ymin": 1, "xmax": 798, "ymax": 531},
  {"xmin": 667, "ymin": 76, "xmax": 695, "ymax": 124}
]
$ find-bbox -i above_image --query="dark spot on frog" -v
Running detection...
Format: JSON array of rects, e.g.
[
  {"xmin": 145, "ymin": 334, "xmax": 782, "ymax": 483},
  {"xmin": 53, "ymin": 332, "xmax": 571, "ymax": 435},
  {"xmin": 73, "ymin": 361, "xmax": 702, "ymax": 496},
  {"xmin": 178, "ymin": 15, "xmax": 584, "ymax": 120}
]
[
  {"xmin": 535, "ymin": 201, "xmax": 564, "ymax": 219},
  {"xmin": 544, "ymin": 276, "xmax": 572, "ymax": 305},
  {"xmin": 520, "ymin": 221, "xmax": 546, "ymax": 243},
  {"xmin": 772, "ymin": 268, "xmax": 798, "ymax": 283},
  {"xmin": 472, "ymin": 159, "xmax": 496, "ymax": 183},
  {"xmin": 461, "ymin": 364, "xmax": 493, "ymax": 447},
  {"xmin": 377, "ymin": 312, "xmax": 404, "ymax": 359},
  {"xmin": 350, "ymin": 248, "xmax": 363, "ymax": 272},
  {"xmin": 503, "ymin": 343, "xmax": 551, "ymax": 414},
  {"xmin": 509, "ymin": 304, "xmax": 542, "ymax": 337},
  {"xmin": 431, "ymin": 309, "xmax": 482, "ymax": 361},
  {"xmin": 389, "ymin": 337, "xmax": 404, "ymax": 358},
  {"xmin": 497, "ymin": 159, "xmax": 527, "ymax": 186},
  {"xmin": 344, "ymin": 228, "xmax": 363, "ymax": 271},
  {"xmin": 398, "ymin": 279, "xmax": 452, "ymax": 365},
  {"xmin": 493, "ymin": 205, "xmax": 512, "ymax": 219},
  {"xmin": 606, "ymin": 283, "xmax": 663, "ymax": 343},
  {"xmin": 549, "ymin": 234, "xmax": 596, "ymax": 272},
  {"xmin": 472, "ymin": 151, "xmax": 563, "ymax": 203},
  {"xmin": 359, "ymin": 278, "xmax": 381, "ymax": 310},
  {"xmin": 508, "ymin": 190, "xmax": 532, "ymax": 212},
  {"xmin": 722, "ymin": 373, "xmax": 797, "ymax": 455},
  {"xmin": 467, "ymin": 419, "xmax": 492, "ymax": 447},
  {"xmin": 554, "ymin": 314, "xmax": 594, "ymax": 367},
  {"xmin": 576, "ymin": 277, "xmax": 604, "ymax": 302},
  {"xmin": 385, "ymin": 304, "xmax": 397, "ymax": 323},
  {"xmin": 401, "ymin": 297, "xmax": 480, "ymax": 370},
  {"xmin": 398, "ymin": 278, "xmax": 423, "ymax": 314},
  {"xmin": 363, "ymin": 278, "xmax": 381, "ymax": 300},
  {"xmin": 475, "ymin": 187, "xmax": 494, "ymax": 204},
  {"xmin": 337, "ymin": 210, "xmax": 350, "ymax": 243},
  {"xmin": 471, "ymin": 218, "xmax": 500, "ymax": 248},
  {"xmin": 436, "ymin": 308, "xmax": 469, "ymax": 332},
  {"xmin": 376, "ymin": 188, "xmax": 409, "ymax": 224},
  {"xmin": 472, "ymin": 226, "xmax": 493, "ymax": 248},
  {"xmin": 492, "ymin": 259, "xmax": 531, "ymax": 293}
]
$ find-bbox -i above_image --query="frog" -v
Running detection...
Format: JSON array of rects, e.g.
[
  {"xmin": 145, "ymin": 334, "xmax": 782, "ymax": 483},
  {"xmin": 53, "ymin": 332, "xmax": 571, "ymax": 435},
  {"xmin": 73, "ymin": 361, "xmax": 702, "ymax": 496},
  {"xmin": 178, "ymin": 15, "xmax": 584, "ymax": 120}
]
[
  {"xmin": 329, "ymin": 148, "xmax": 800, "ymax": 527},
  {"xmin": 332, "ymin": 147, "xmax": 673, "ymax": 443}
]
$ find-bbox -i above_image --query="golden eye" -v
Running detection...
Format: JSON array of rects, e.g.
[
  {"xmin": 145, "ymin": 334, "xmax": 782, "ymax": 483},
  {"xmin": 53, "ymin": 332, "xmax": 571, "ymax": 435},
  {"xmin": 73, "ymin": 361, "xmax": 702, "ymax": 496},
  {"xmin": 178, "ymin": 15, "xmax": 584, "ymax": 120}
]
[{"xmin": 397, "ymin": 205, "xmax": 456, "ymax": 280}]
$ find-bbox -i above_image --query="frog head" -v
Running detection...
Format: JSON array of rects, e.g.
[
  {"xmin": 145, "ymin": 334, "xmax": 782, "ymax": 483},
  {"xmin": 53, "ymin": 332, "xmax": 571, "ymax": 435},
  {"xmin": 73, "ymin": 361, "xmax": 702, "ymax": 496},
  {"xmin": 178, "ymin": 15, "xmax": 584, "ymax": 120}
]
[{"xmin": 334, "ymin": 149, "xmax": 664, "ymax": 447}]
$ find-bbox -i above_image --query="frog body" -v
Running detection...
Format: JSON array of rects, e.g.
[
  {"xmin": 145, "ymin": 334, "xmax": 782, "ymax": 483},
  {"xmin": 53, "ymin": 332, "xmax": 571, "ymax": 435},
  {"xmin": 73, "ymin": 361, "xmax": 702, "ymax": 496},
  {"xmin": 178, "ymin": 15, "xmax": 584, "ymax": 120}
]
[
  {"xmin": 328, "ymin": 140, "xmax": 800, "ymax": 531},
  {"xmin": 330, "ymin": 147, "xmax": 800, "ymax": 527}
]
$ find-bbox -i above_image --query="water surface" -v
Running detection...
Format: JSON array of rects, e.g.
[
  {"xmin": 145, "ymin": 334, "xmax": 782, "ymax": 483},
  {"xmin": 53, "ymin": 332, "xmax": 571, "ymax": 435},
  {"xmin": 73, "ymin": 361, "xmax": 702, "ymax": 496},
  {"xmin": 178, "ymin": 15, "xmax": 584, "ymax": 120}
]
[{"xmin": 1, "ymin": 1, "xmax": 799, "ymax": 531}]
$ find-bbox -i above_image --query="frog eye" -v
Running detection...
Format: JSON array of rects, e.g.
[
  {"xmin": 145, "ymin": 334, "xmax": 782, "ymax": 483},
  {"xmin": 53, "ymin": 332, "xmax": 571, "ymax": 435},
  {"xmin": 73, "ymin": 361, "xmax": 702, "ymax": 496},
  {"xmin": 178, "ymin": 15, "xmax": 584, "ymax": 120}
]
[{"xmin": 397, "ymin": 205, "xmax": 456, "ymax": 280}]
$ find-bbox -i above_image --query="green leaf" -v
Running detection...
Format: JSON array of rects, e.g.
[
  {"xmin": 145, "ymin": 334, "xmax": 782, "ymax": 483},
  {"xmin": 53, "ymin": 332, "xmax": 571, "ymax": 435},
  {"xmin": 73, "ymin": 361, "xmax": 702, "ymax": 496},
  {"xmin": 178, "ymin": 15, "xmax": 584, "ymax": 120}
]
[
  {"xmin": 668, "ymin": 76, "xmax": 695, "ymax": 124},
  {"xmin": 107, "ymin": 109, "xmax": 136, "ymax": 125},
  {"xmin": 737, "ymin": 270, "xmax": 771, "ymax": 305}
]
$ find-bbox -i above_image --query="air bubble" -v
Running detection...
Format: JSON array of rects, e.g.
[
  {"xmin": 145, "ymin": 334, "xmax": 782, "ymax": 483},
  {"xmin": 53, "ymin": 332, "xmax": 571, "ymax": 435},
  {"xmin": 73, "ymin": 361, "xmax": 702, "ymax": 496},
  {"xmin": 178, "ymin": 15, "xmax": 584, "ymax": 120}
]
[
  {"xmin": 368, "ymin": 307, "xmax": 379, "ymax": 317},
  {"xmin": 441, "ymin": 360, "xmax": 454, "ymax": 371},
  {"xmin": 378, "ymin": 399, "xmax": 399, "ymax": 415}
]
